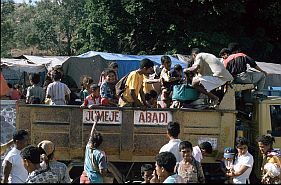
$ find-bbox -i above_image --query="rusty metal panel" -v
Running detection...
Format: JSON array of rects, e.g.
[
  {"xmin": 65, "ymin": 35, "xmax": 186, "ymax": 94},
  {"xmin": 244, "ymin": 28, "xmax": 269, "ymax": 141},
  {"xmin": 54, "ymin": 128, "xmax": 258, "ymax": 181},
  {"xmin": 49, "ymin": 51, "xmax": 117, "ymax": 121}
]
[
  {"xmin": 119, "ymin": 109, "xmax": 134, "ymax": 160},
  {"xmin": 69, "ymin": 108, "xmax": 83, "ymax": 149},
  {"xmin": 133, "ymin": 133, "xmax": 167, "ymax": 156}
]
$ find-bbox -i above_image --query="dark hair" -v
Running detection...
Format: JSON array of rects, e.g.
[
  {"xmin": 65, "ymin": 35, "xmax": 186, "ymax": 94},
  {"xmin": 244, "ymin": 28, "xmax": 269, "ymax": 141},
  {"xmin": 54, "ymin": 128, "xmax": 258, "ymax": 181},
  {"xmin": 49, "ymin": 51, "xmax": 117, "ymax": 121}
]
[
  {"xmin": 51, "ymin": 70, "xmax": 62, "ymax": 81},
  {"xmin": 21, "ymin": 145, "xmax": 41, "ymax": 164},
  {"xmin": 81, "ymin": 75, "xmax": 94, "ymax": 87},
  {"xmin": 160, "ymin": 55, "xmax": 171, "ymax": 65},
  {"xmin": 199, "ymin": 141, "xmax": 213, "ymax": 154},
  {"xmin": 145, "ymin": 93, "xmax": 152, "ymax": 101},
  {"xmin": 167, "ymin": 121, "xmax": 180, "ymax": 138},
  {"xmin": 105, "ymin": 69, "xmax": 116, "ymax": 77},
  {"xmin": 149, "ymin": 90, "xmax": 158, "ymax": 99},
  {"xmin": 141, "ymin": 164, "xmax": 153, "ymax": 176},
  {"xmin": 155, "ymin": 152, "xmax": 176, "ymax": 173},
  {"xmin": 179, "ymin": 141, "xmax": 193, "ymax": 151},
  {"xmin": 90, "ymin": 83, "xmax": 99, "ymax": 91},
  {"xmin": 89, "ymin": 132, "xmax": 103, "ymax": 148},
  {"xmin": 13, "ymin": 129, "xmax": 28, "ymax": 142},
  {"xmin": 7, "ymin": 83, "xmax": 13, "ymax": 88},
  {"xmin": 191, "ymin": 48, "xmax": 200, "ymax": 55},
  {"xmin": 256, "ymin": 135, "xmax": 275, "ymax": 147},
  {"xmin": 228, "ymin": 42, "xmax": 240, "ymax": 53},
  {"xmin": 235, "ymin": 137, "xmax": 249, "ymax": 147},
  {"xmin": 219, "ymin": 48, "xmax": 231, "ymax": 57},
  {"xmin": 174, "ymin": 64, "xmax": 183, "ymax": 71},
  {"xmin": 29, "ymin": 73, "xmax": 41, "ymax": 85},
  {"xmin": 140, "ymin": 58, "xmax": 154, "ymax": 69}
]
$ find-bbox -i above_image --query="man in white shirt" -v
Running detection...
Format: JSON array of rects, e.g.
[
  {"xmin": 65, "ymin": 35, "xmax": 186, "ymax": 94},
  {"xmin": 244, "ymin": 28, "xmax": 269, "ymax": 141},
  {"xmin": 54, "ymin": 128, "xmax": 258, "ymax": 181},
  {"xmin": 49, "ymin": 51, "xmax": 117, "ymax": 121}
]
[
  {"xmin": 192, "ymin": 141, "xmax": 213, "ymax": 162},
  {"xmin": 184, "ymin": 52, "xmax": 233, "ymax": 107},
  {"xmin": 159, "ymin": 121, "xmax": 182, "ymax": 163},
  {"xmin": 2, "ymin": 130, "xmax": 29, "ymax": 183}
]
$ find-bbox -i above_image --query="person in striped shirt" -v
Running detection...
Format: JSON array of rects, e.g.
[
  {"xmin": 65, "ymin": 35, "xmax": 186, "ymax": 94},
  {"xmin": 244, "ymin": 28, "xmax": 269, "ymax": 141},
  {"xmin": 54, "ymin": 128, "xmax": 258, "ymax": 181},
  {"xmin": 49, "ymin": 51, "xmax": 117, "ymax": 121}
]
[{"xmin": 46, "ymin": 70, "xmax": 71, "ymax": 105}]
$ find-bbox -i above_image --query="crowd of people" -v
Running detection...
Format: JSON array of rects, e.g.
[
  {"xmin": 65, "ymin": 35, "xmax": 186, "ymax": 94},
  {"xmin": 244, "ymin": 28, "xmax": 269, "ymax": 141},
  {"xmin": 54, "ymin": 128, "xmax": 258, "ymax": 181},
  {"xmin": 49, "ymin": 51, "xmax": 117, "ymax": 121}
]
[
  {"xmin": 1, "ymin": 121, "xmax": 280, "ymax": 184},
  {"xmin": 2, "ymin": 42, "xmax": 268, "ymax": 109}
]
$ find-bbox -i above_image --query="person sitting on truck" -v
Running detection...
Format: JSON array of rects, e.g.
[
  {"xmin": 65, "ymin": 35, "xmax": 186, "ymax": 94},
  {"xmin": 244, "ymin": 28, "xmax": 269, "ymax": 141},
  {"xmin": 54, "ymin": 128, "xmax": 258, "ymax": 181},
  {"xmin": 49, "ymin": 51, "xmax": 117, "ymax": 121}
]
[
  {"xmin": 80, "ymin": 83, "xmax": 101, "ymax": 109},
  {"xmin": 226, "ymin": 137, "xmax": 254, "ymax": 184},
  {"xmin": 53, "ymin": 65, "xmax": 79, "ymax": 105},
  {"xmin": 100, "ymin": 69, "xmax": 118, "ymax": 106},
  {"xmin": 98, "ymin": 62, "xmax": 119, "ymax": 86},
  {"xmin": 37, "ymin": 140, "xmax": 71, "ymax": 183},
  {"xmin": 45, "ymin": 69, "xmax": 71, "ymax": 105},
  {"xmin": 118, "ymin": 58, "xmax": 154, "ymax": 108},
  {"xmin": 154, "ymin": 151, "xmax": 185, "ymax": 183},
  {"xmin": 141, "ymin": 163, "xmax": 154, "ymax": 183},
  {"xmin": 184, "ymin": 52, "xmax": 233, "ymax": 108},
  {"xmin": 21, "ymin": 145, "xmax": 59, "ymax": 183},
  {"xmin": 256, "ymin": 134, "xmax": 281, "ymax": 184},
  {"xmin": 80, "ymin": 75, "xmax": 94, "ymax": 102},
  {"xmin": 224, "ymin": 42, "xmax": 268, "ymax": 99},
  {"xmin": 144, "ymin": 90, "xmax": 159, "ymax": 108},
  {"xmin": 2, "ymin": 129, "xmax": 29, "ymax": 183},
  {"xmin": 26, "ymin": 73, "xmax": 45, "ymax": 104},
  {"xmin": 159, "ymin": 121, "xmax": 183, "ymax": 163},
  {"xmin": 159, "ymin": 56, "xmax": 182, "ymax": 108},
  {"xmin": 177, "ymin": 141, "xmax": 205, "ymax": 183},
  {"xmin": 192, "ymin": 141, "xmax": 213, "ymax": 163}
]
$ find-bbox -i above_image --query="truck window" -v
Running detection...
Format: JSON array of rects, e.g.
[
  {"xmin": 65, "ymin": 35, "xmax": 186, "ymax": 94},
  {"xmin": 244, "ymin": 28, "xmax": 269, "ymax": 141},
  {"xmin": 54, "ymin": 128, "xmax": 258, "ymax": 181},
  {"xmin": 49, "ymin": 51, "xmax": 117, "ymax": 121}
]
[{"xmin": 270, "ymin": 105, "xmax": 281, "ymax": 137}]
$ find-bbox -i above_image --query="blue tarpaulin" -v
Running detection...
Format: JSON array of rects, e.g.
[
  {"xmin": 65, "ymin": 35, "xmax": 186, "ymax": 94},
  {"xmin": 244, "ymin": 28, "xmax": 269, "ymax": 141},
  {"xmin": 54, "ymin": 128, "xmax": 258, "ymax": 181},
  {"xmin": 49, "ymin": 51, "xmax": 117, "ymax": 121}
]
[{"xmin": 78, "ymin": 51, "xmax": 188, "ymax": 78}]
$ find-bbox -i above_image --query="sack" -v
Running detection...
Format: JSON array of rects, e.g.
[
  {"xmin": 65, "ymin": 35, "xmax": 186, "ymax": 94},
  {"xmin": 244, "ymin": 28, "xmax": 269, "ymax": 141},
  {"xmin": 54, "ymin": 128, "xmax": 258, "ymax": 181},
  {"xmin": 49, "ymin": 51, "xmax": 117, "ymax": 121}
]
[
  {"xmin": 172, "ymin": 84, "xmax": 199, "ymax": 101},
  {"xmin": 80, "ymin": 171, "xmax": 91, "ymax": 184},
  {"xmin": 115, "ymin": 73, "xmax": 130, "ymax": 97}
]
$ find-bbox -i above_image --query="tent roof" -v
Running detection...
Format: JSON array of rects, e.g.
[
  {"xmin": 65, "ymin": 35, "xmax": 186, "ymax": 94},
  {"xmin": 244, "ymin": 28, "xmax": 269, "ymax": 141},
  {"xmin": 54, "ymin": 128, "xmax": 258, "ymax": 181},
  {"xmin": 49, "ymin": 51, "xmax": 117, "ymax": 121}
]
[
  {"xmin": 78, "ymin": 51, "xmax": 188, "ymax": 68},
  {"xmin": 1, "ymin": 58, "xmax": 46, "ymax": 73}
]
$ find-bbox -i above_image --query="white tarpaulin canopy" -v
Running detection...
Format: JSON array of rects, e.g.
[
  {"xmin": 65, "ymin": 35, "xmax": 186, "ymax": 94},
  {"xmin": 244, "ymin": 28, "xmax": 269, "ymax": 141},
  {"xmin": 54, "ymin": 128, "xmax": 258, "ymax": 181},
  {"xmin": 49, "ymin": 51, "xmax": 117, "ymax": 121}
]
[{"xmin": 1, "ymin": 58, "xmax": 46, "ymax": 73}]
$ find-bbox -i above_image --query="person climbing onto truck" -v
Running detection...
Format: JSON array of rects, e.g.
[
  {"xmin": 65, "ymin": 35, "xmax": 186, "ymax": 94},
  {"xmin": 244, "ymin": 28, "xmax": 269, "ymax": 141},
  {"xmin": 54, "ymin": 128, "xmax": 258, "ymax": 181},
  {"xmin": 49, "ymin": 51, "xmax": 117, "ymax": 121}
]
[
  {"xmin": 256, "ymin": 134, "xmax": 281, "ymax": 184},
  {"xmin": 226, "ymin": 137, "xmax": 254, "ymax": 184},
  {"xmin": 159, "ymin": 121, "xmax": 183, "ymax": 163},
  {"xmin": 224, "ymin": 42, "xmax": 268, "ymax": 99},
  {"xmin": 177, "ymin": 141, "xmax": 205, "ymax": 183},
  {"xmin": 154, "ymin": 151, "xmax": 185, "ymax": 183},
  {"xmin": 184, "ymin": 52, "xmax": 233, "ymax": 108}
]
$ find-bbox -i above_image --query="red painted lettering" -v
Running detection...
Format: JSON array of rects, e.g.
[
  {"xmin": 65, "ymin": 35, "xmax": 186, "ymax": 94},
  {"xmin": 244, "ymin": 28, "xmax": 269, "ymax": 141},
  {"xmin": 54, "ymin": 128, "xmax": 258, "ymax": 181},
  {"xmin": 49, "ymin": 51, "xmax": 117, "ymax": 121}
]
[
  {"xmin": 146, "ymin": 112, "xmax": 152, "ymax": 122},
  {"xmin": 152, "ymin": 112, "xmax": 158, "ymax": 123},
  {"xmin": 114, "ymin": 111, "xmax": 119, "ymax": 122},
  {"xmin": 139, "ymin": 112, "xmax": 145, "ymax": 123}
]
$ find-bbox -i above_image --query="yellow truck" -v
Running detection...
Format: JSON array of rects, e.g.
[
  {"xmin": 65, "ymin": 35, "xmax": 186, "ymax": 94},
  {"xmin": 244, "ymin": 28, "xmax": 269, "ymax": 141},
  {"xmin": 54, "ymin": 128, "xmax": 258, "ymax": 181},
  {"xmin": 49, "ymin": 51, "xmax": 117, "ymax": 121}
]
[{"xmin": 15, "ymin": 84, "xmax": 281, "ymax": 183}]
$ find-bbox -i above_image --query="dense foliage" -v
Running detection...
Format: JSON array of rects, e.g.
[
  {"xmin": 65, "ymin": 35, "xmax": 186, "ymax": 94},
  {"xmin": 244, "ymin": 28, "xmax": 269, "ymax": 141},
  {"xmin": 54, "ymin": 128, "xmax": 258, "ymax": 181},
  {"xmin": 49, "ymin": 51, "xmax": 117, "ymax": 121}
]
[{"xmin": 1, "ymin": 0, "xmax": 280, "ymax": 63}]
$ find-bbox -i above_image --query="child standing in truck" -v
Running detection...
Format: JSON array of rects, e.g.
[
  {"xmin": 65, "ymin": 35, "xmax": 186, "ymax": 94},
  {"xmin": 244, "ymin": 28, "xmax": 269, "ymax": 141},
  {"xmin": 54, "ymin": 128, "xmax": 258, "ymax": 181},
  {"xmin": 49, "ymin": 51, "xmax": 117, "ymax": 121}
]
[{"xmin": 80, "ymin": 83, "xmax": 101, "ymax": 109}]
